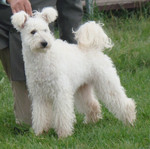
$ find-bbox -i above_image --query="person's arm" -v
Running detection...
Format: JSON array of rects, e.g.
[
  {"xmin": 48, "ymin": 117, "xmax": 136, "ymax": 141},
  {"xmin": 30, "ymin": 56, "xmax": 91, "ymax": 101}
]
[{"xmin": 7, "ymin": 0, "xmax": 32, "ymax": 15}]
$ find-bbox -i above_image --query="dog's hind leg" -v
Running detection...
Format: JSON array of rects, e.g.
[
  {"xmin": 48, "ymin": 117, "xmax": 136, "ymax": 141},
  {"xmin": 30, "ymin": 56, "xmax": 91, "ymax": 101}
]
[
  {"xmin": 93, "ymin": 64, "xmax": 136, "ymax": 125},
  {"xmin": 75, "ymin": 84, "xmax": 102, "ymax": 123},
  {"xmin": 32, "ymin": 97, "xmax": 53, "ymax": 135}
]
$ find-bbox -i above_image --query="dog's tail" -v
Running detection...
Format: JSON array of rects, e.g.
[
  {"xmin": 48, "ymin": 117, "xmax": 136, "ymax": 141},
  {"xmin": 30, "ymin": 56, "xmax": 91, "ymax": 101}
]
[{"xmin": 74, "ymin": 21, "xmax": 113, "ymax": 51}]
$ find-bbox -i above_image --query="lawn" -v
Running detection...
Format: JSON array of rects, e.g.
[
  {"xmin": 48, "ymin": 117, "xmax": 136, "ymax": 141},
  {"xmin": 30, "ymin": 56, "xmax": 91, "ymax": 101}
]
[{"xmin": 0, "ymin": 6, "xmax": 150, "ymax": 149}]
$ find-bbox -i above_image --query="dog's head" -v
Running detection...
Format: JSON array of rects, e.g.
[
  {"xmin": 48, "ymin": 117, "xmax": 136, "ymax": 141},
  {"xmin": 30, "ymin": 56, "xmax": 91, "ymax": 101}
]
[{"xmin": 11, "ymin": 7, "xmax": 58, "ymax": 53}]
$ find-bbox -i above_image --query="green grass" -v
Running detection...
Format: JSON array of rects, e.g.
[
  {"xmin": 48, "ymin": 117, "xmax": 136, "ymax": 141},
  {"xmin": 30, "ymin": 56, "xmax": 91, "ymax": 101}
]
[{"xmin": 0, "ymin": 8, "xmax": 150, "ymax": 149}]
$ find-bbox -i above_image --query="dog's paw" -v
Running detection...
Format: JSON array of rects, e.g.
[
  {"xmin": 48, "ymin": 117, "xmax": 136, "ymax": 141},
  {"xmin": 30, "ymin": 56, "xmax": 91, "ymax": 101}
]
[
  {"xmin": 122, "ymin": 98, "xmax": 136, "ymax": 126},
  {"xmin": 34, "ymin": 129, "xmax": 44, "ymax": 136},
  {"xmin": 84, "ymin": 112, "xmax": 103, "ymax": 124},
  {"xmin": 57, "ymin": 130, "xmax": 73, "ymax": 139},
  {"xmin": 32, "ymin": 125, "xmax": 45, "ymax": 136},
  {"xmin": 84, "ymin": 100, "xmax": 103, "ymax": 124}
]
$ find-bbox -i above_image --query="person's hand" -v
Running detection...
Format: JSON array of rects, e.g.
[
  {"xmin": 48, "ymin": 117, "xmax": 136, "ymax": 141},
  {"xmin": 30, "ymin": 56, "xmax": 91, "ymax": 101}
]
[{"xmin": 7, "ymin": 0, "xmax": 32, "ymax": 16}]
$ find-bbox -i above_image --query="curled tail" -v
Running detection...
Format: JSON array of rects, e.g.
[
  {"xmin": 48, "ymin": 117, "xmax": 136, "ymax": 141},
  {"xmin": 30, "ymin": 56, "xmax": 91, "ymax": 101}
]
[{"xmin": 75, "ymin": 21, "xmax": 113, "ymax": 51}]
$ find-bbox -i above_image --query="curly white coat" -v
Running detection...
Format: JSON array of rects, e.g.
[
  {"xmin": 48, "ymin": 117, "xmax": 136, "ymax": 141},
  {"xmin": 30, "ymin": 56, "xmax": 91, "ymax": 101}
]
[{"xmin": 11, "ymin": 7, "xmax": 136, "ymax": 138}]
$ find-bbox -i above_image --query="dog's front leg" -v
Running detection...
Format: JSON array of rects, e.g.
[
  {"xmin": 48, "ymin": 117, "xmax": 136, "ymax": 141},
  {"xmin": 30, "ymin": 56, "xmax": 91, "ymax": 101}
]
[
  {"xmin": 52, "ymin": 91, "xmax": 75, "ymax": 138},
  {"xmin": 32, "ymin": 97, "xmax": 53, "ymax": 135}
]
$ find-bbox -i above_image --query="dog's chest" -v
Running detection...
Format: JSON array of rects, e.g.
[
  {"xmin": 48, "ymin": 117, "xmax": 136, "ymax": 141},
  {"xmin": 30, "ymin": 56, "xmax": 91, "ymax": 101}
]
[
  {"xmin": 27, "ymin": 61, "xmax": 57, "ymax": 82},
  {"xmin": 24, "ymin": 53, "xmax": 58, "ymax": 85},
  {"xmin": 26, "ymin": 61, "xmax": 58, "ymax": 101}
]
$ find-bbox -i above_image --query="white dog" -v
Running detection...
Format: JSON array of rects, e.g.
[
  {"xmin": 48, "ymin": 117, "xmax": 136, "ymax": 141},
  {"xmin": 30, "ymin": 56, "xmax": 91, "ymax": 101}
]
[{"xmin": 11, "ymin": 7, "xmax": 136, "ymax": 138}]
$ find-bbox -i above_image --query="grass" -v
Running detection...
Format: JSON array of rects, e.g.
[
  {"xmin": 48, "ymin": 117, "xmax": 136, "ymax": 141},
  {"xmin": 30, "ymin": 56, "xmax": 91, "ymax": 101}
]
[{"xmin": 0, "ymin": 6, "xmax": 150, "ymax": 149}]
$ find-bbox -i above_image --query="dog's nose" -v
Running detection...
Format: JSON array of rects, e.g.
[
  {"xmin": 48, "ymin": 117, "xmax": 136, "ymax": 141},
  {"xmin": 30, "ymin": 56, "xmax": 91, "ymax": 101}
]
[{"xmin": 41, "ymin": 41, "xmax": 48, "ymax": 48}]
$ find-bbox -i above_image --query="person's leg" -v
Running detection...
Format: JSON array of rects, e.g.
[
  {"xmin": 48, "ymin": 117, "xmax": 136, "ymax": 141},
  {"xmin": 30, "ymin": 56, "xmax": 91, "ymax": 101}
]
[
  {"xmin": 56, "ymin": 0, "xmax": 83, "ymax": 43},
  {"xmin": 0, "ymin": 48, "xmax": 32, "ymax": 125},
  {"xmin": 0, "ymin": 48, "xmax": 11, "ymax": 79},
  {"xmin": 12, "ymin": 81, "xmax": 32, "ymax": 125}
]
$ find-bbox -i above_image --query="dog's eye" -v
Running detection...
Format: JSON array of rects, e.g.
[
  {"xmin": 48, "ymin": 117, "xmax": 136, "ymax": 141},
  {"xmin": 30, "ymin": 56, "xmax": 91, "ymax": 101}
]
[
  {"xmin": 44, "ymin": 29, "xmax": 48, "ymax": 32},
  {"xmin": 31, "ymin": 30, "xmax": 37, "ymax": 35}
]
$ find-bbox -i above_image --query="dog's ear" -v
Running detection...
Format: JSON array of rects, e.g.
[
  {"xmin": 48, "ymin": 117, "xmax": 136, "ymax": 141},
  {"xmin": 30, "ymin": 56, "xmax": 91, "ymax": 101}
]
[
  {"xmin": 11, "ymin": 11, "xmax": 29, "ymax": 31},
  {"xmin": 41, "ymin": 7, "xmax": 58, "ymax": 24}
]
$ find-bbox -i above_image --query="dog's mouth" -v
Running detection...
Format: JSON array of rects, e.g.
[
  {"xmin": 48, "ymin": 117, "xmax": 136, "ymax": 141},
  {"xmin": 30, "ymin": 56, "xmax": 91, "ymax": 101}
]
[
  {"xmin": 38, "ymin": 46, "xmax": 50, "ymax": 53},
  {"xmin": 31, "ymin": 45, "xmax": 50, "ymax": 53}
]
